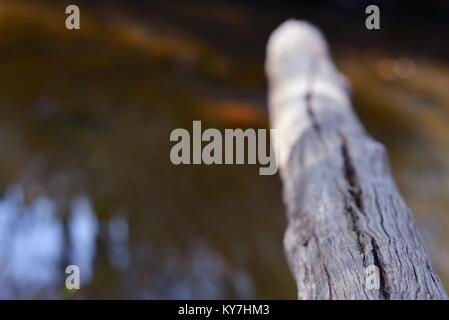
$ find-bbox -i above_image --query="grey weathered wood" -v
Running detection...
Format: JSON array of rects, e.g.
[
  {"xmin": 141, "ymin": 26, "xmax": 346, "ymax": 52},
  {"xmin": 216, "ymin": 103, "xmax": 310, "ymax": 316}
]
[{"xmin": 266, "ymin": 20, "xmax": 448, "ymax": 300}]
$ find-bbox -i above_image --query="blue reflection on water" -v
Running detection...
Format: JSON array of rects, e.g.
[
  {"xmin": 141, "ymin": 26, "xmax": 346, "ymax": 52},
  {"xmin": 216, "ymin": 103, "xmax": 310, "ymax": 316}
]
[
  {"xmin": 0, "ymin": 185, "xmax": 255, "ymax": 299},
  {"xmin": 0, "ymin": 186, "xmax": 98, "ymax": 298},
  {"xmin": 107, "ymin": 215, "xmax": 129, "ymax": 271},
  {"xmin": 69, "ymin": 196, "xmax": 99, "ymax": 283}
]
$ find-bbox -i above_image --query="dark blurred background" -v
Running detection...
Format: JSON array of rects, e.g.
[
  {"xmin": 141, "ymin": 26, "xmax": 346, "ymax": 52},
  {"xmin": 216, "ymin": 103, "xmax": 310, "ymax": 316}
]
[{"xmin": 0, "ymin": 0, "xmax": 448, "ymax": 299}]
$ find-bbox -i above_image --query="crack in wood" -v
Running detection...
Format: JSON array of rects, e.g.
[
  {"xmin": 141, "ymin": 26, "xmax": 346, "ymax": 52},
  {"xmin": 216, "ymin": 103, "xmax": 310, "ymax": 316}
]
[
  {"xmin": 323, "ymin": 264, "xmax": 333, "ymax": 299},
  {"xmin": 340, "ymin": 136, "xmax": 366, "ymax": 256},
  {"xmin": 371, "ymin": 238, "xmax": 390, "ymax": 299},
  {"xmin": 341, "ymin": 135, "xmax": 391, "ymax": 299},
  {"xmin": 341, "ymin": 136, "xmax": 364, "ymax": 213},
  {"xmin": 305, "ymin": 92, "xmax": 322, "ymax": 135}
]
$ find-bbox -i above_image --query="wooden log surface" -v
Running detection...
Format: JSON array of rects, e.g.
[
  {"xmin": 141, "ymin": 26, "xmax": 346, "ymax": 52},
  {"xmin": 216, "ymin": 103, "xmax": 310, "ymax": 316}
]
[{"xmin": 265, "ymin": 19, "xmax": 448, "ymax": 300}]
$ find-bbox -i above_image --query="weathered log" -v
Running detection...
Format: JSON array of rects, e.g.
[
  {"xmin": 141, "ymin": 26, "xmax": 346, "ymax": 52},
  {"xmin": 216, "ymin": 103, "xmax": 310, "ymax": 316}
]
[{"xmin": 265, "ymin": 20, "xmax": 448, "ymax": 300}]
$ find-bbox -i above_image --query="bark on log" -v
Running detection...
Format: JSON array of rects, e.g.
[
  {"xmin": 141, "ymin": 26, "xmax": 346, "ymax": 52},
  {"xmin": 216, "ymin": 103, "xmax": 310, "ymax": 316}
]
[{"xmin": 265, "ymin": 20, "xmax": 448, "ymax": 300}]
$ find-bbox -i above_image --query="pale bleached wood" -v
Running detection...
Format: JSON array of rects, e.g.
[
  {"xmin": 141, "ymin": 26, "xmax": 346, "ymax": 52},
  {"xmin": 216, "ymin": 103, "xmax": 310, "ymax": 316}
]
[{"xmin": 266, "ymin": 19, "xmax": 447, "ymax": 300}]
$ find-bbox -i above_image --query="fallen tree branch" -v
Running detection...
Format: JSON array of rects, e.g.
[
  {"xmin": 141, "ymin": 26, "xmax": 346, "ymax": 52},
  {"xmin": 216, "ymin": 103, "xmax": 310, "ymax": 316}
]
[{"xmin": 265, "ymin": 19, "xmax": 447, "ymax": 300}]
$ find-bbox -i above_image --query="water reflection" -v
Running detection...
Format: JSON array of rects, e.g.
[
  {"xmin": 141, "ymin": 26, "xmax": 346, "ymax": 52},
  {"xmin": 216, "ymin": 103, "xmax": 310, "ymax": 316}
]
[
  {"xmin": 106, "ymin": 216, "xmax": 129, "ymax": 271},
  {"xmin": 69, "ymin": 197, "xmax": 99, "ymax": 283},
  {"xmin": 0, "ymin": 187, "xmax": 62, "ymax": 298},
  {"xmin": 132, "ymin": 241, "xmax": 255, "ymax": 299},
  {"xmin": 0, "ymin": 183, "xmax": 258, "ymax": 299},
  {"xmin": 0, "ymin": 188, "xmax": 98, "ymax": 298}
]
